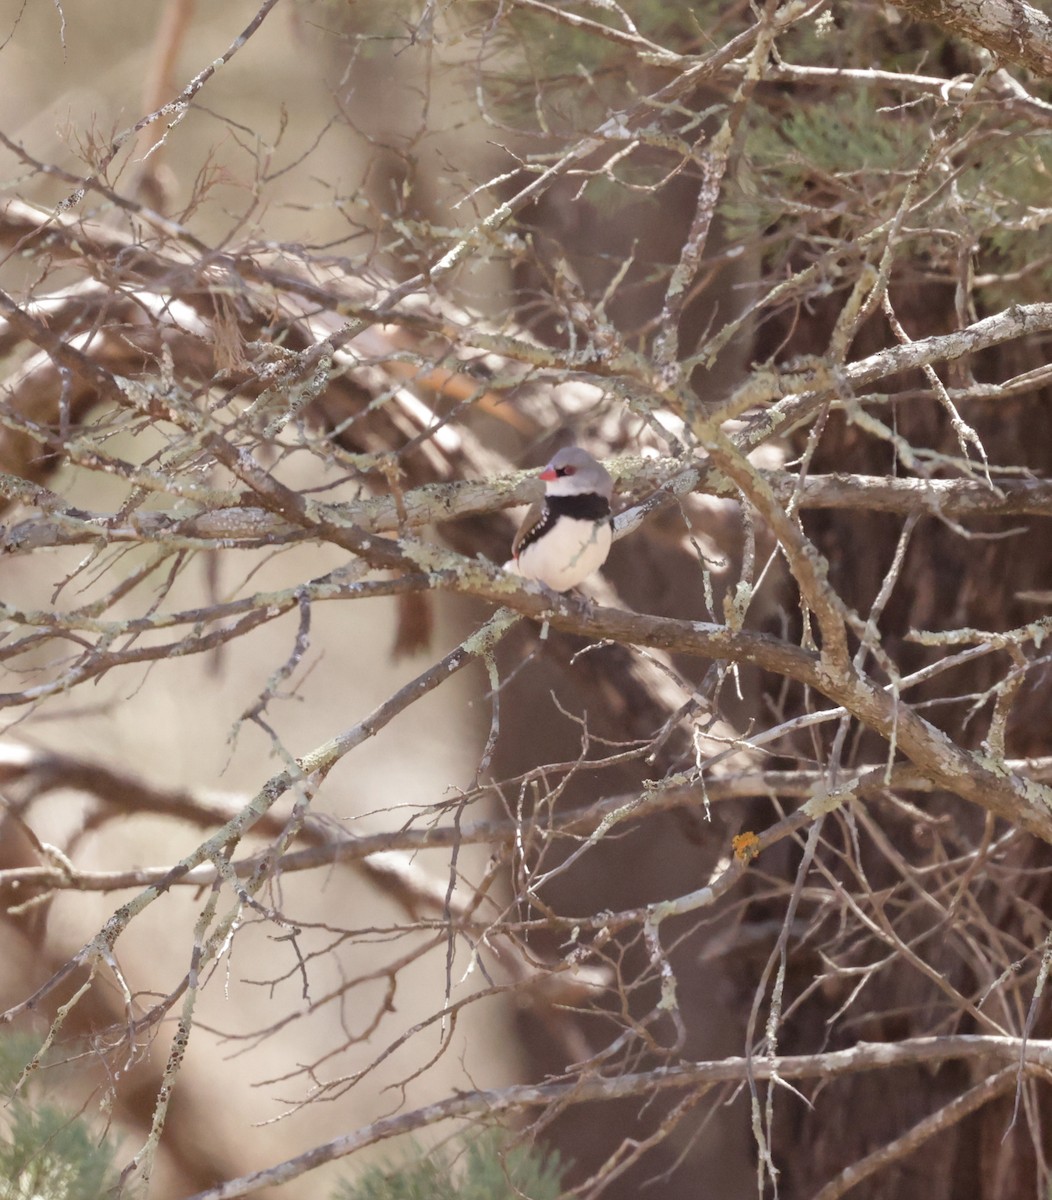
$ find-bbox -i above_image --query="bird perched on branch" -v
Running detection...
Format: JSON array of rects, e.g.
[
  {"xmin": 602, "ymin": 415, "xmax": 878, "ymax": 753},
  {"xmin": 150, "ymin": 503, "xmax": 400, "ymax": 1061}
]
[{"xmin": 508, "ymin": 446, "xmax": 614, "ymax": 591}]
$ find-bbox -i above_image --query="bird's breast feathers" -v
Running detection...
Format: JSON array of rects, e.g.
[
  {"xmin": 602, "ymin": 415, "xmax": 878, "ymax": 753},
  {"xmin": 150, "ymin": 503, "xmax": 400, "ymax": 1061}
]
[{"xmin": 513, "ymin": 511, "xmax": 612, "ymax": 591}]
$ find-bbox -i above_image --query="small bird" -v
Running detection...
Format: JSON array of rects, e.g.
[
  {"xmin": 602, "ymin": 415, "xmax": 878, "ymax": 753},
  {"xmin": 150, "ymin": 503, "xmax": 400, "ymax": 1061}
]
[{"xmin": 508, "ymin": 446, "xmax": 614, "ymax": 591}]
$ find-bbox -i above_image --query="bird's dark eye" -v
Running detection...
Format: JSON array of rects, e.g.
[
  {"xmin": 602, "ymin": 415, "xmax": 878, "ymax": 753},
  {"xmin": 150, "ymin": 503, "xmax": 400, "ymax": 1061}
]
[{"xmin": 558, "ymin": 465, "xmax": 575, "ymax": 477}]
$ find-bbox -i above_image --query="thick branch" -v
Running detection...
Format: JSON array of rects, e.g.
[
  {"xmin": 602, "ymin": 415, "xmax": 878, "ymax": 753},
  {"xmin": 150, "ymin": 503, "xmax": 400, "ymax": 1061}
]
[
  {"xmin": 10, "ymin": 744, "xmax": 1052, "ymax": 898},
  {"xmin": 183, "ymin": 1035, "xmax": 1052, "ymax": 1199},
  {"xmin": 889, "ymin": 0, "xmax": 1052, "ymax": 78},
  {"xmin": 6, "ymin": 473, "xmax": 1052, "ymax": 556},
  {"xmin": 449, "ymin": 582, "xmax": 1052, "ymax": 843}
]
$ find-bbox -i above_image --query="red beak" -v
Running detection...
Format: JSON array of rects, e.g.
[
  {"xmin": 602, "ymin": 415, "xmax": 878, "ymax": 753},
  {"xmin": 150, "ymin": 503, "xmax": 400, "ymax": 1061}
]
[{"xmin": 539, "ymin": 466, "xmax": 557, "ymax": 481}]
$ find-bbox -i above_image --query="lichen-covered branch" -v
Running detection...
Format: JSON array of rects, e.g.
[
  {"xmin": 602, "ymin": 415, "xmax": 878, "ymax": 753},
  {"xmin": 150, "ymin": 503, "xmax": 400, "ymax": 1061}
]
[{"xmin": 889, "ymin": 0, "xmax": 1052, "ymax": 77}]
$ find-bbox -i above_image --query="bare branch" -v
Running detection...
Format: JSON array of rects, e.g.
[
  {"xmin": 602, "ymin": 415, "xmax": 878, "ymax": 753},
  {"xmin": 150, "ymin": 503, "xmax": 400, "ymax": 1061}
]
[
  {"xmin": 888, "ymin": 0, "xmax": 1052, "ymax": 78},
  {"xmin": 182, "ymin": 1037, "xmax": 1052, "ymax": 1200}
]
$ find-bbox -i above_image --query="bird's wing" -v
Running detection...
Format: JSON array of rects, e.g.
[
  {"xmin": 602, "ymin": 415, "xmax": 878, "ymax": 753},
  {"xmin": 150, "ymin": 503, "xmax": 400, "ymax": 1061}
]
[{"xmin": 511, "ymin": 500, "xmax": 546, "ymax": 559}]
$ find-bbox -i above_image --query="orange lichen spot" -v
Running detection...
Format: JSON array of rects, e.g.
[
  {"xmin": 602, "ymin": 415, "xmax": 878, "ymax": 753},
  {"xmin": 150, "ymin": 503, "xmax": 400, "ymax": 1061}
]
[{"xmin": 732, "ymin": 831, "xmax": 761, "ymax": 862}]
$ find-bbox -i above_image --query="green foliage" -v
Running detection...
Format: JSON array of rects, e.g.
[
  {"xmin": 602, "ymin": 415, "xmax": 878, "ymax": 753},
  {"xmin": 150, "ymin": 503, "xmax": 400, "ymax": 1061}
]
[
  {"xmin": 958, "ymin": 136, "xmax": 1052, "ymax": 299},
  {"xmin": 721, "ymin": 83, "xmax": 1052, "ymax": 299},
  {"xmin": 764, "ymin": 91, "xmax": 927, "ymax": 179},
  {"xmin": 485, "ymin": 1, "xmax": 737, "ymax": 134},
  {"xmin": 0, "ymin": 1034, "xmax": 37, "ymax": 1091},
  {"xmin": 334, "ymin": 1129, "xmax": 565, "ymax": 1200},
  {"xmin": 776, "ymin": 6, "xmax": 955, "ymax": 77},
  {"xmin": 0, "ymin": 1036, "xmax": 119, "ymax": 1200},
  {"xmin": 722, "ymin": 90, "xmax": 929, "ymax": 248},
  {"xmin": 0, "ymin": 1105, "xmax": 118, "ymax": 1200}
]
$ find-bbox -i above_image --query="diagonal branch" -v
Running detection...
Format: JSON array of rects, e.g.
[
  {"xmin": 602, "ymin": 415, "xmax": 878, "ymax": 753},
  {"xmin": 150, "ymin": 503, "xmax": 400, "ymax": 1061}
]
[
  {"xmin": 888, "ymin": 0, "xmax": 1052, "ymax": 78},
  {"xmin": 812, "ymin": 1066, "xmax": 1019, "ymax": 1200},
  {"xmin": 182, "ymin": 1036, "xmax": 1052, "ymax": 1200},
  {"xmin": 445, "ymin": 581, "xmax": 1052, "ymax": 844}
]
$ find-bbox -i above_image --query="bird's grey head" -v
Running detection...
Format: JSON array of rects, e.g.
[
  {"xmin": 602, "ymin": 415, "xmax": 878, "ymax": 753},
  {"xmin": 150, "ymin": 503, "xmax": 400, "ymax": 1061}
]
[{"xmin": 539, "ymin": 446, "xmax": 614, "ymax": 499}]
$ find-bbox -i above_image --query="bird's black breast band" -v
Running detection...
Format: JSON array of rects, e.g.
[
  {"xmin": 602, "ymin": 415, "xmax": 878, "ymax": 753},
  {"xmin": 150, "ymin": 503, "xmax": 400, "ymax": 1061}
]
[
  {"xmin": 547, "ymin": 493, "xmax": 612, "ymax": 522},
  {"xmin": 515, "ymin": 492, "xmax": 612, "ymax": 557}
]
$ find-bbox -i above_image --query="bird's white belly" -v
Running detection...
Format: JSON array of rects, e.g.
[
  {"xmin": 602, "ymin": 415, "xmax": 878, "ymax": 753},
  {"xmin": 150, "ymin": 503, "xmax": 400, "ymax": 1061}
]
[{"xmin": 516, "ymin": 517, "xmax": 612, "ymax": 591}]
